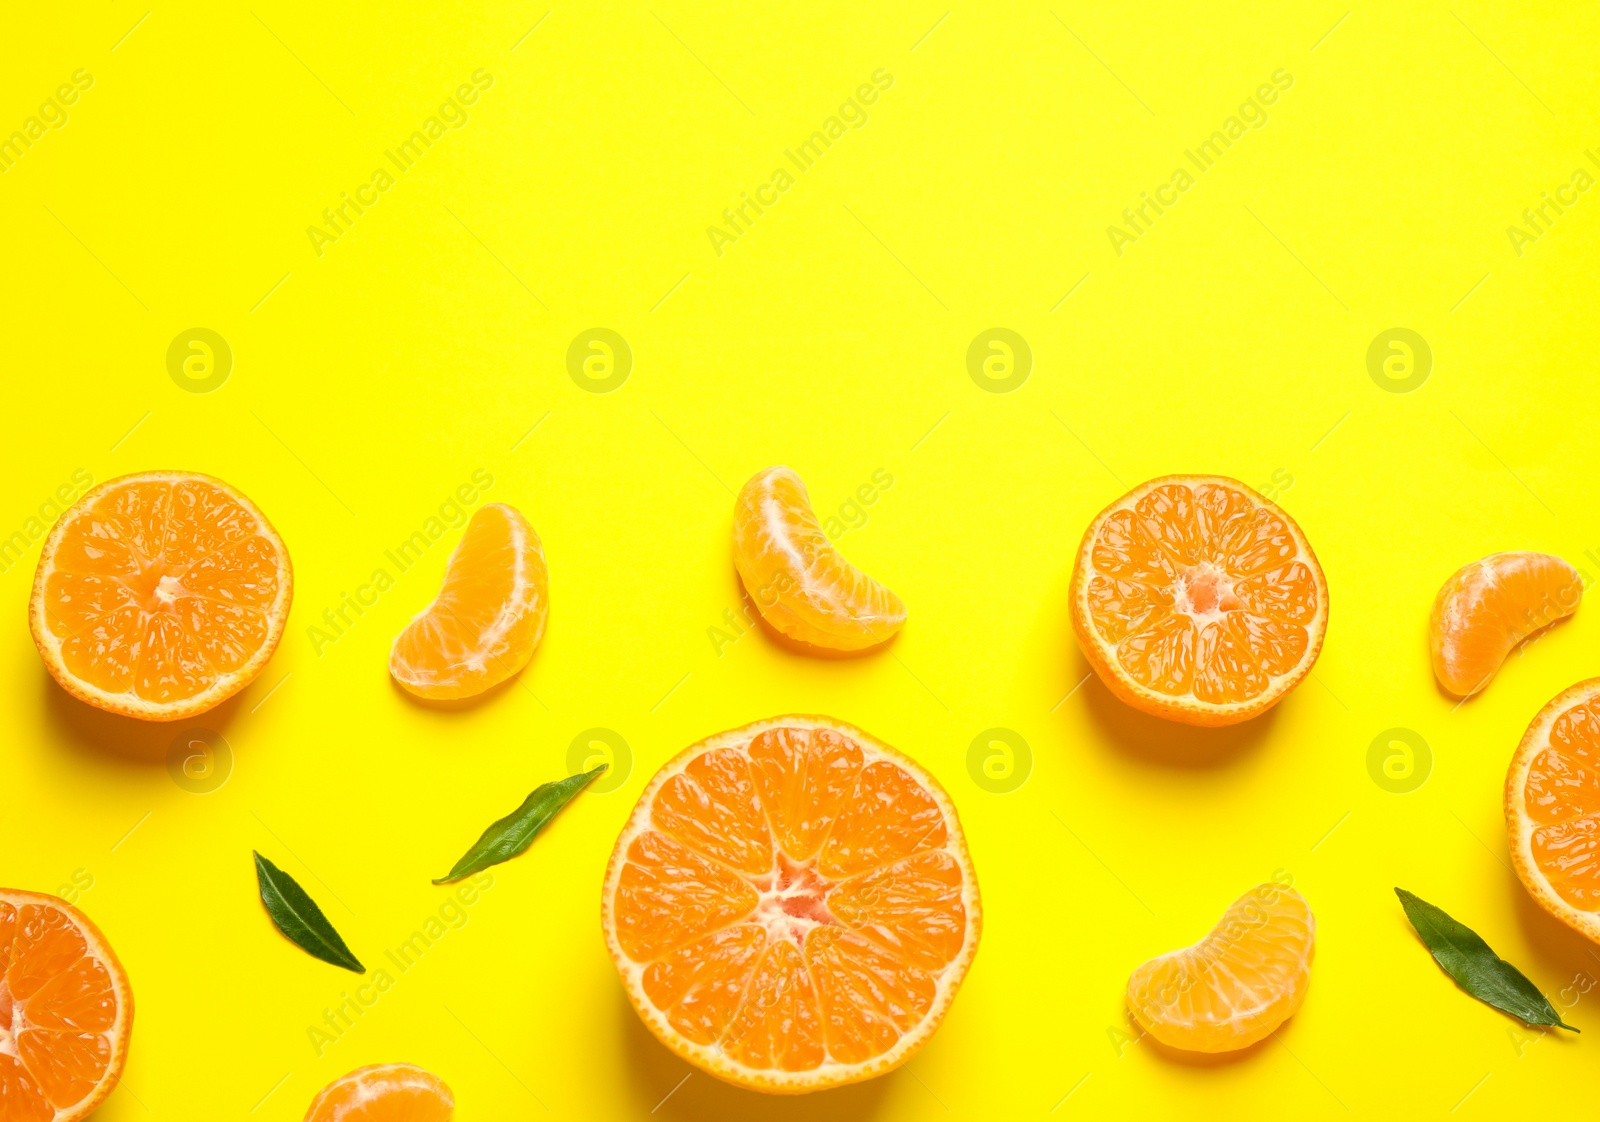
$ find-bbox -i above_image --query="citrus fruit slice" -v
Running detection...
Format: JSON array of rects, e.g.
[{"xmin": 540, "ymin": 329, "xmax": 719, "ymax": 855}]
[
  {"xmin": 1070, "ymin": 475, "xmax": 1328, "ymax": 726},
  {"xmin": 1126, "ymin": 882, "xmax": 1314, "ymax": 1053},
  {"xmin": 29, "ymin": 471, "xmax": 292, "ymax": 721},
  {"xmin": 601, "ymin": 715, "xmax": 980, "ymax": 1093},
  {"xmin": 389, "ymin": 503, "xmax": 548, "ymax": 700},
  {"xmin": 732, "ymin": 467, "xmax": 905, "ymax": 652},
  {"xmin": 302, "ymin": 1063, "xmax": 453, "ymax": 1121},
  {"xmin": 1506, "ymin": 678, "xmax": 1600, "ymax": 943},
  {"xmin": 1429, "ymin": 552, "xmax": 1581, "ymax": 698},
  {"xmin": 0, "ymin": 889, "xmax": 133, "ymax": 1121}
]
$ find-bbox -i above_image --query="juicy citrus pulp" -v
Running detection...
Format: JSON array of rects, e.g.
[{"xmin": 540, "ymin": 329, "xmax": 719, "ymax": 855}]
[
  {"xmin": 732, "ymin": 467, "xmax": 905, "ymax": 652},
  {"xmin": 1430, "ymin": 551, "xmax": 1581, "ymax": 697},
  {"xmin": 0, "ymin": 890, "xmax": 132, "ymax": 1122},
  {"xmin": 1070, "ymin": 475, "xmax": 1328, "ymax": 726},
  {"xmin": 302, "ymin": 1063, "xmax": 453, "ymax": 1122},
  {"xmin": 389, "ymin": 503, "xmax": 548, "ymax": 699},
  {"xmin": 601, "ymin": 716, "xmax": 979, "ymax": 1093},
  {"xmin": 1507, "ymin": 679, "xmax": 1600, "ymax": 943},
  {"xmin": 29, "ymin": 471, "xmax": 291, "ymax": 721},
  {"xmin": 1126, "ymin": 882, "xmax": 1314, "ymax": 1053}
]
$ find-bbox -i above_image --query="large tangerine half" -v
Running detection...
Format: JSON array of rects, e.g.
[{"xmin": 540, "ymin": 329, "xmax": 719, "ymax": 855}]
[{"xmin": 601, "ymin": 716, "xmax": 980, "ymax": 1093}]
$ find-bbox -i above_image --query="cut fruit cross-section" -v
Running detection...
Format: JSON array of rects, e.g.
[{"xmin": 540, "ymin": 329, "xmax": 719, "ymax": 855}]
[
  {"xmin": 302, "ymin": 1063, "xmax": 453, "ymax": 1121},
  {"xmin": 601, "ymin": 716, "xmax": 980, "ymax": 1093},
  {"xmin": 732, "ymin": 467, "xmax": 906, "ymax": 652},
  {"xmin": 1125, "ymin": 882, "xmax": 1315, "ymax": 1053},
  {"xmin": 30, "ymin": 471, "xmax": 292, "ymax": 722},
  {"xmin": 389, "ymin": 503, "xmax": 548, "ymax": 700},
  {"xmin": 1070, "ymin": 475, "xmax": 1328, "ymax": 726},
  {"xmin": 0, "ymin": 889, "xmax": 133, "ymax": 1122},
  {"xmin": 1506, "ymin": 678, "xmax": 1600, "ymax": 944},
  {"xmin": 1430, "ymin": 552, "xmax": 1581, "ymax": 698}
]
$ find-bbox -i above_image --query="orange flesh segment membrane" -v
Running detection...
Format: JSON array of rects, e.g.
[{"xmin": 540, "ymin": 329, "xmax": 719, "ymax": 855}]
[
  {"xmin": 0, "ymin": 892, "xmax": 131, "ymax": 1122},
  {"xmin": 604, "ymin": 717, "xmax": 979, "ymax": 1093},
  {"xmin": 302, "ymin": 1063, "xmax": 454, "ymax": 1122},
  {"xmin": 732, "ymin": 467, "xmax": 906, "ymax": 652},
  {"xmin": 1430, "ymin": 552, "xmax": 1581, "ymax": 697},
  {"xmin": 1072, "ymin": 476, "xmax": 1327, "ymax": 726},
  {"xmin": 30, "ymin": 473, "xmax": 291, "ymax": 720},
  {"xmin": 1126, "ymin": 883, "xmax": 1315, "ymax": 1053},
  {"xmin": 389, "ymin": 503, "xmax": 548, "ymax": 700}
]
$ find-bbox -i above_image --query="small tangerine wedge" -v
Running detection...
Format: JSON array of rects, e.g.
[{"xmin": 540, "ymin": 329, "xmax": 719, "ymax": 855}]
[
  {"xmin": 732, "ymin": 467, "xmax": 905, "ymax": 652},
  {"xmin": 1126, "ymin": 882, "xmax": 1315, "ymax": 1053},
  {"xmin": 302, "ymin": 1063, "xmax": 453, "ymax": 1122},
  {"xmin": 389, "ymin": 503, "xmax": 548, "ymax": 699},
  {"xmin": 29, "ymin": 471, "xmax": 292, "ymax": 721},
  {"xmin": 0, "ymin": 889, "xmax": 133, "ymax": 1122},
  {"xmin": 601, "ymin": 715, "xmax": 980, "ymax": 1093},
  {"xmin": 1429, "ymin": 552, "xmax": 1581, "ymax": 698},
  {"xmin": 1506, "ymin": 678, "xmax": 1600, "ymax": 943},
  {"xmin": 1070, "ymin": 474, "xmax": 1328, "ymax": 726}
]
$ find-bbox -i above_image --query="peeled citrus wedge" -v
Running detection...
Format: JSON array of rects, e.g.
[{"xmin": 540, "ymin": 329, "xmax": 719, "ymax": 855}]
[
  {"xmin": 1430, "ymin": 552, "xmax": 1581, "ymax": 698},
  {"xmin": 389, "ymin": 503, "xmax": 548, "ymax": 699},
  {"xmin": 29, "ymin": 471, "xmax": 292, "ymax": 721},
  {"xmin": 1506, "ymin": 679, "xmax": 1600, "ymax": 943},
  {"xmin": 602, "ymin": 715, "xmax": 980, "ymax": 1093},
  {"xmin": 302, "ymin": 1063, "xmax": 453, "ymax": 1122},
  {"xmin": 0, "ymin": 889, "xmax": 133, "ymax": 1122},
  {"xmin": 732, "ymin": 467, "xmax": 905, "ymax": 652},
  {"xmin": 1071, "ymin": 475, "xmax": 1328, "ymax": 726},
  {"xmin": 1126, "ymin": 882, "xmax": 1314, "ymax": 1053}
]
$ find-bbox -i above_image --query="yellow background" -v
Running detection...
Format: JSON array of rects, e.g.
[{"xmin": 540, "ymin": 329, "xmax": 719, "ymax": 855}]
[{"xmin": 3, "ymin": 2, "xmax": 1599, "ymax": 1117}]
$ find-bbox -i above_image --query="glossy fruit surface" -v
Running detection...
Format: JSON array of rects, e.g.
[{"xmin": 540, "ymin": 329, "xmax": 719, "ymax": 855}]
[
  {"xmin": 0, "ymin": 889, "xmax": 133, "ymax": 1122},
  {"xmin": 732, "ymin": 467, "xmax": 905, "ymax": 652},
  {"xmin": 302, "ymin": 1063, "xmax": 453, "ymax": 1122},
  {"xmin": 1126, "ymin": 882, "xmax": 1314, "ymax": 1053},
  {"xmin": 602, "ymin": 715, "xmax": 979, "ymax": 1093},
  {"xmin": 1070, "ymin": 475, "xmax": 1327, "ymax": 726},
  {"xmin": 30, "ymin": 471, "xmax": 292, "ymax": 721},
  {"xmin": 1430, "ymin": 551, "xmax": 1581, "ymax": 697},
  {"xmin": 389, "ymin": 503, "xmax": 548, "ymax": 699}
]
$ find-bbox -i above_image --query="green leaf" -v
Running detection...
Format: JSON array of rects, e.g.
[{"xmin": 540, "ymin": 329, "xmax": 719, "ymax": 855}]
[
  {"xmin": 433, "ymin": 765, "xmax": 607, "ymax": 884},
  {"xmin": 1395, "ymin": 887, "xmax": 1577, "ymax": 1031},
  {"xmin": 253, "ymin": 851, "xmax": 364, "ymax": 973}
]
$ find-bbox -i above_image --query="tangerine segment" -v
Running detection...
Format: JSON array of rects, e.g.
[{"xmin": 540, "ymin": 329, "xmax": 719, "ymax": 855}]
[
  {"xmin": 389, "ymin": 504, "xmax": 548, "ymax": 700},
  {"xmin": 1506, "ymin": 679, "xmax": 1600, "ymax": 943},
  {"xmin": 602, "ymin": 716, "xmax": 980, "ymax": 1094},
  {"xmin": 1070, "ymin": 475, "xmax": 1328, "ymax": 726},
  {"xmin": 732, "ymin": 467, "xmax": 905, "ymax": 652},
  {"xmin": 1430, "ymin": 552, "xmax": 1581, "ymax": 697},
  {"xmin": 302, "ymin": 1063, "xmax": 453, "ymax": 1122},
  {"xmin": 1126, "ymin": 883, "xmax": 1315, "ymax": 1053},
  {"xmin": 0, "ymin": 890, "xmax": 132, "ymax": 1122},
  {"xmin": 29, "ymin": 472, "xmax": 292, "ymax": 721}
]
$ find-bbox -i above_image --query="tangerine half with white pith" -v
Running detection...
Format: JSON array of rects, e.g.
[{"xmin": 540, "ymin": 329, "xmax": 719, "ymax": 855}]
[
  {"xmin": 1070, "ymin": 475, "xmax": 1328, "ymax": 726},
  {"xmin": 29, "ymin": 471, "xmax": 292, "ymax": 721},
  {"xmin": 601, "ymin": 716, "xmax": 980, "ymax": 1093},
  {"xmin": 1506, "ymin": 679, "xmax": 1600, "ymax": 944},
  {"xmin": 0, "ymin": 889, "xmax": 133, "ymax": 1122}
]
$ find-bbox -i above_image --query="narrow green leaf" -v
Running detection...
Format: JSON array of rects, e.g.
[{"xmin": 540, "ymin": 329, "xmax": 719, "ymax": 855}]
[
  {"xmin": 253, "ymin": 851, "xmax": 364, "ymax": 973},
  {"xmin": 1395, "ymin": 887, "xmax": 1577, "ymax": 1031},
  {"xmin": 434, "ymin": 764, "xmax": 607, "ymax": 884}
]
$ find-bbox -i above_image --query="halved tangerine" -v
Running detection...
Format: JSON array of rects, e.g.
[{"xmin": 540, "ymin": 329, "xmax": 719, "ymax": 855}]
[
  {"xmin": 302, "ymin": 1063, "xmax": 453, "ymax": 1121},
  {"xmin": 29, "ymin": 471, "xmax": 292, "ymax": 721},
  {"xmin": 1070, "ymin": 475, "xmax": 1328, "ymax": 726},
  {"xmin": 0, "ymin": 889, "xmax": 133, "ymax": 1122},
  {"xmin": 389, "ymin": 503, "xmax": 548, "ymax": 699},
  {"xmin": 732, "ymin": 467, "xmax": 905, "ymax": 652},
  {"xmin": 1430, "ymin": 552, "xmax": 1581, "ymax": 698},
  {"xmin": 1126, "ymin": 882, "xmax": 1314, "ymax": 1053},
  {"xmin": 601, "ymin": 715, "xmax": 980, "ymax": 1093},
  {"xmin": 1506, "ymin": 679, "xmax": 1600, "ymax": 943}
]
